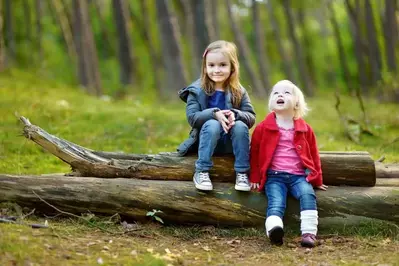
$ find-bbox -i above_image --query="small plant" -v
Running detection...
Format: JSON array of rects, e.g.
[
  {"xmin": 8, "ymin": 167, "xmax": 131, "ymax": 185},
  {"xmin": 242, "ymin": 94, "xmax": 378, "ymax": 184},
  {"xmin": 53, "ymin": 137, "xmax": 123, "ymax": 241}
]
[{"xmin": 146, "ymin": 209, "xmax": 164, "ymax": 224}]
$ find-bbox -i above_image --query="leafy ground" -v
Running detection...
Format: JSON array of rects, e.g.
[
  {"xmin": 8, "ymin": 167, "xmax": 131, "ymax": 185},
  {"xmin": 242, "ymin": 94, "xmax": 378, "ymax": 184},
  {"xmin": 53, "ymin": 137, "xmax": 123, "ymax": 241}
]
[{"xmin": 1, "ymin": 69, "xmax": 399, "ymax": 265}]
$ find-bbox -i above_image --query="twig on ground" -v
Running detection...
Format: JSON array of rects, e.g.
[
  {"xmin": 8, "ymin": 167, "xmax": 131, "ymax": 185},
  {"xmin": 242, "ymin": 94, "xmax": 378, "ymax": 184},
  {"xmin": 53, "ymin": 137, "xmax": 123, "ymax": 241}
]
[
  {"xmin": 32, "ymin": 190, "xmax": 120, "ymax": 234},
  {"xmin": 21, "ymin": 208, "xmax": 35, "ymax": 220},
  {"xmin": 376, "ymin": 156, "xmax": 386, "ymax": 163}
]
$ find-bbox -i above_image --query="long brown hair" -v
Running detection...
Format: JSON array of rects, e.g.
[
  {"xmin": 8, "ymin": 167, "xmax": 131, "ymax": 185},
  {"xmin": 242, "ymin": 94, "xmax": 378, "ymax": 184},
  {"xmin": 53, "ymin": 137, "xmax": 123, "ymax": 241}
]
[{"xmin": 200, "ymin": 40, "xmax": 242, "ymax": 108}]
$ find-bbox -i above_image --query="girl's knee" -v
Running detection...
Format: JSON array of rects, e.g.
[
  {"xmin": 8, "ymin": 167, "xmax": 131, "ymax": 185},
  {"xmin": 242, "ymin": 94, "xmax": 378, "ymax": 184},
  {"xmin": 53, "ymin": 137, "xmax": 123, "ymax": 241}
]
[
  {"xmin": 231, "ymin": 121, "xmax": 248, "ymax": 135},
  {"xmin": 202, "ymin": 120, "xmax": 221, "ymax": 135}
]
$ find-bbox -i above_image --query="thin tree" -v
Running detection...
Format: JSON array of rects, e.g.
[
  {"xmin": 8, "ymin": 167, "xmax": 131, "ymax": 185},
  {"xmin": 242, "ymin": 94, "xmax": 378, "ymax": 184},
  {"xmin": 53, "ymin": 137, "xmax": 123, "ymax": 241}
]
[
  {"xmin": 205, "ymin": 0, "xmax": 220, "ymax": 41},
  {"xmin": 345, "ymin": 0, "xmax": 369, "ymax": 92},
  {"xmin": 327, "ymin": 1, "xmax": 351, "ymax": 92},
  {"xmin": 23, "ymin": 0, "xmax": 32, "ymax": 45},
  {"xmin": 92, "ymin": 0, "xmax": 112, "ymax": 57},
  {"xmin": 266, "ymin": 0, "xmax": 295, "ymax": 83},
  {"xmin": 191, "ymin": 0, "xmax": 210, "ymax": 56},
  {"xmin": 282, "ymin": 0, "xmax": 313, "ymax": 96},
  {"xmin": 180, "ymin": 0, "xmax": 198, "ymax": 78},
  {"xmin": 364, "ymin": 0, "xmax": 383, "ymax": 85},
  {"xmin": 112, "ymin": 0, "xmax": 134, "ymax": 85},
  {"xmin": 383, "ymin": 0, "xmax": 398, "ymax": 73},
  {"xmin": 155, "ymin": 0, "xmax": 187, "ymax": 95},
  {"xmin": 226, "ymin": 0, "xmax": 265, "ymax": 97},
  {"xmin": 72, "ymin": 0, "xmax": 102, "ymax": 96},
  {"xmin": 35, "ymin": 0, "xmax": 43, "ymax": 64},
  {"xmin": 4, "ymin": 0, "xmax": 15, "ymax": 62},
  {"xmin": 0, "ymin": 0, "xmax": 5, "ymax": 70},
  {"xmin": 252, "ymin": 0, "xmax": 271, "ymax": 90}
]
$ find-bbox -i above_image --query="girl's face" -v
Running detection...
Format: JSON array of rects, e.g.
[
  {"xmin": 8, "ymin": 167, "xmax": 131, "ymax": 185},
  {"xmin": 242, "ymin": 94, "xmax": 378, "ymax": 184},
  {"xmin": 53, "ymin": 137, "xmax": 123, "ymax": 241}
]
[
  {"xmin": 270, "ymin": 85, "xmax": 296, "ymax": 113},
  {"xmin": 205, "ymin": 51, "xmax": 232, "ymax": 87}
]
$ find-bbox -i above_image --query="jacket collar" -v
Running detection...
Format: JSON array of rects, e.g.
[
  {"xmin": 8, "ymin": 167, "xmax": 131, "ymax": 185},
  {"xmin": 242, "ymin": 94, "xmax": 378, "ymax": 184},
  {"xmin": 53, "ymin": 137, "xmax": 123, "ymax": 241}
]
[{"xmin": 264, "ymin": 112, "xmax": 308, "ymax": 132}]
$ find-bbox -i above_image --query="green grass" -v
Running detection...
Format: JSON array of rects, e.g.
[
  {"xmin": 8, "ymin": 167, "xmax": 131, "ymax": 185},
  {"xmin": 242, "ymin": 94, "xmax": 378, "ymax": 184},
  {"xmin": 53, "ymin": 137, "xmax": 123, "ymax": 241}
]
[
  {"xmin": 1, "ymin": 69, "xmax": 398, "ymax": 175},
  {"xmin": 1, "ymin": 69, "xmax": 399, "ymax": 265}
]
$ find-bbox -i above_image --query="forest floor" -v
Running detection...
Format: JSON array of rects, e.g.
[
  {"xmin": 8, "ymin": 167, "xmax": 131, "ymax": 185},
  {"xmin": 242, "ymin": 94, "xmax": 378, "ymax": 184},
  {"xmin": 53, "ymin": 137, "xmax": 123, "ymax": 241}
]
[{"xmin": 1, "ymin": 69, "xmax": 399, "ymax": 265}]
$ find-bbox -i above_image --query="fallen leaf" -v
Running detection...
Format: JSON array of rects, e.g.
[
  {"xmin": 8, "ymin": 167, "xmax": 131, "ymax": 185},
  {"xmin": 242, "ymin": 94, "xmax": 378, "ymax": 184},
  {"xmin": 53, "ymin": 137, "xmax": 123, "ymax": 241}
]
[
  {"xmin": 130, "ymin": 250, "xmax": 138, "ymax": 256},
  {"xmin": 202, "ymin": 246, "xmax": 210, "ymax": 251},
  {"xmin": 103, "ymin": 246, "xmax": 110, "ymax": 251},
  {"xmin": 165, "ymin": 248, "xmax": 171, "ymax": 254},
  {"xmin": 97, "ymin": 257, "xmax": 103, "ymax": 264}
]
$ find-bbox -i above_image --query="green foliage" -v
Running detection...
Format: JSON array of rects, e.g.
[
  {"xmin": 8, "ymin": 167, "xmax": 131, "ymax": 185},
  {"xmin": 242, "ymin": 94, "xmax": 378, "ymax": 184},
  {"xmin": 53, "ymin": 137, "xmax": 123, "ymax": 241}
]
[{"xmin": 146, "ymin": 209, "xmax": 164, "ymax": 224}]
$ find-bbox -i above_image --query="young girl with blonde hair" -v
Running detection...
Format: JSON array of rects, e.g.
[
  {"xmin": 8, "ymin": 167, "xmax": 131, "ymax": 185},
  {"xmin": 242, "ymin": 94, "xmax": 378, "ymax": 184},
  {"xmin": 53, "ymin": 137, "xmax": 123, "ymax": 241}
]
[
  {"xmin": 177, "ymin": 40, "xmax": 256, "ymax": 192},
  {"xmin": 250, "ymin": 80, "xmax": 327, "ymax": 247}
]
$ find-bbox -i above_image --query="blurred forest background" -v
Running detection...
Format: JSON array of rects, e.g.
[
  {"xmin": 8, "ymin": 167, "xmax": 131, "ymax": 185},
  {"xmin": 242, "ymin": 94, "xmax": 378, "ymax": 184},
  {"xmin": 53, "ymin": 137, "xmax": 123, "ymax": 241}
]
[{"xmin": 1, "ymin": 0, "xmax": 398, "ymax": 100}]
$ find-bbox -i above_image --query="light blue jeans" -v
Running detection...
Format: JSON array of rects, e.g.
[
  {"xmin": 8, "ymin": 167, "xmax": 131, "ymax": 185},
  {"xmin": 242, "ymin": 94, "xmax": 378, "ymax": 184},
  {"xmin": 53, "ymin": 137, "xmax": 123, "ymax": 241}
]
[
  {"xmin": 195, "ymin": 119, "xmax": 250, "ymax": 173},
  {"xmin": 265, "ymin": 170, "xmax": 317, "ymax": 218}
]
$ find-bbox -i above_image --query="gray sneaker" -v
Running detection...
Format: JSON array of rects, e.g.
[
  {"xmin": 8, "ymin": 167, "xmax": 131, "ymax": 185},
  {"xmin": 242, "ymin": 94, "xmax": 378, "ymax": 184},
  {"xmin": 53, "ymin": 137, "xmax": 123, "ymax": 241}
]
[
  {"xmin": 235, "ymin": 172, "xmax": 251, "ymax": 191},
  {"xmin": 193, "ymin": 171, "xmax": 213, "ymax": 191}
]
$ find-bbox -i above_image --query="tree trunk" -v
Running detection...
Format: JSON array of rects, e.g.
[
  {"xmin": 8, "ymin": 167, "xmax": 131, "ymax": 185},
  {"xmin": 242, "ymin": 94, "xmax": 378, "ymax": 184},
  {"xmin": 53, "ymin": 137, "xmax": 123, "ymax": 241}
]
[
  {"xmin": 364, "ymin": 0, "xmax": 383, "ymax": 86},
  {"xmin": 23, "ymin": 0, "xmax": 32, "ymax": 45},
  {"xmin": 72, "ymin": 0, "xmax": 102, "ymax": 96},
  {"xmin": 19, "ymin": 116, "xmax": 380, "ymax": 186},
  {"xmin": 92, "ymin": 0, "xmax": 112, "ymax": 58},
  {"xmin": 35, "ymin": 0, "xmax": 43, "ymax": 64},
  {"xmin": 0, "ymin": 0, "xmax": 5, "ymax": 71},
  {"xmin": 112, "ymin": 0, "xmax": 134, "ymax": 86},
  {"xmin": 345, "ymin": 0, "xmax": 369, "ymax": 93},
  {"xmin": 0, "ymin": 174, "xmax": 397, "ymax": 227},
  {"xmin": 50, "ymin": 0, "xmax": 77, "ymax": 62},
  {"xmin": 205, "ymin": 0, "xmax": 219, "ymax": 41},
  {"xmin": 252, "ymin": 0, "xmax": 271, "ymax": 91},
  {"xmin": 282, "ymin": 0, "xmax": 313, "ymax": 96},
  {"xmin": 191, "ymin": 0, "xmax": 210, "ymax": 64},
  {"xmin": 226, "ymin": 0, "xmax": 266, "ymax": 97},
  {"xmin": 4, "ymin": 0, "xmax": 14, "ymax": 62},
  {"xmin": 328, "ymin": 1, "xmax": 351, "ymax": 91},
  {"xmin": 266, "ymin": 0, "xmax": 295, "ymax": 83},
  {"xmin": 155, "ymin": 0, "xmax": 187, "ymax": 96},
  {"xmin": 383, "ymin": 0, "xmax": 398, "ymax": 73}
]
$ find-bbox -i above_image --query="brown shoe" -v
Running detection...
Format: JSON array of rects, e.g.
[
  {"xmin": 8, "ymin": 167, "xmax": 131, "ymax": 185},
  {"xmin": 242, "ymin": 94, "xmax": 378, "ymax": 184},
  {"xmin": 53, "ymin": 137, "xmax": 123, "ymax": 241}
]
[{"xmin": 301, "ymin": 233, "xmax": 316, "ymax": 248}]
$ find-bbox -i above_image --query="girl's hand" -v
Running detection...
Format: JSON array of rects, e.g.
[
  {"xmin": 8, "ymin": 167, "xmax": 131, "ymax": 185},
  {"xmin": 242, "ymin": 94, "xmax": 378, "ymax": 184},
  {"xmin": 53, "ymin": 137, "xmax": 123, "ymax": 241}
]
[
  {"xmin": 250, "ymin": 182, "xmax": 260, "ymax": 190},
  {"xmin": 214, "ymin": 111, "xmax": 230, "ymax": 133},
  {"xmin": 222, "ymin": 110, "xmax": 235, "ymax": 130},
  {"xmin": 316, "ymin": 184, "xmax": 328, "ymax": 191}
]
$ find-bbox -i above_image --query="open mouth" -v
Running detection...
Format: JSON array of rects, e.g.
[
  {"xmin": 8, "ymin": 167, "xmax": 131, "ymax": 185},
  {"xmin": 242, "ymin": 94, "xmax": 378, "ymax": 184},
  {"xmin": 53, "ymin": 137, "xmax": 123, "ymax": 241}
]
[{"xmin": 277, "ymin": 99, "xmax": 284, "ymax": 104}]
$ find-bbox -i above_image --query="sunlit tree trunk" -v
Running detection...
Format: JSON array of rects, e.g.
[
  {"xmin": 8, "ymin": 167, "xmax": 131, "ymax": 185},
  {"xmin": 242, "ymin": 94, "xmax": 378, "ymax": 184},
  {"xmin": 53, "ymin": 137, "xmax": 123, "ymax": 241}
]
[
  {"xmin": 252, "ymin": 0, "xmax": 271, "ymax": 90},
  {"xmin": 364, "ymin": 0, "xmax": 382, "ymax": 86},
  {"xmin": 226, "ymin": 0, "xmax": 266, "ymax": 97},
  {"xmin": 328, "ymin": 1, "xmax": 351, "ymax": 92},
  {"xmin": 282, "ymin": 0, "xmax": 313, "ymax": 96},
  {"xmin": 155, "ymin": 0, "xmax": 187, "ymax": 95},
  {"xmin": 383, "ymin": 0, "xmax": 398, "ymax": 73},
  {"xmin": 206, "ymin": 0, "xmax": 219, "ymax": 41},
  {"xmin": 266, "ymin": 0, "xmax": 295, "ymax": 83},
  {"xmin": 112, "ymin": 0, "xmax": 134, "ymax": 86},
  {"xmin": 73, "ymin": 0, "xmax": 102, "ymax": 96}
]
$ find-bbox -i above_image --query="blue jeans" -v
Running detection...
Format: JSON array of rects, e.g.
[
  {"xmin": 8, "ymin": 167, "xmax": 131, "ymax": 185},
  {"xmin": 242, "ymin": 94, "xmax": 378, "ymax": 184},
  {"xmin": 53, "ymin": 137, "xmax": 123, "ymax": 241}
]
[
  {"xmin": 195, "ymin": 119, "xmax": 249, "ymax": 173},
  {"xmin": 265, "ymin": 170, "xmax": 317, "ymax": 218}
]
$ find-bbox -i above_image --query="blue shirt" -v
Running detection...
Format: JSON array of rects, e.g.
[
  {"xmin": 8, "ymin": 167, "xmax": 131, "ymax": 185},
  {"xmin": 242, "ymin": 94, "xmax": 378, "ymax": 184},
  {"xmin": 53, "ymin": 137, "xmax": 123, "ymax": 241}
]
[{"xmin": 208, "ymin": 90, "xmax": 226, "ymax": 110}]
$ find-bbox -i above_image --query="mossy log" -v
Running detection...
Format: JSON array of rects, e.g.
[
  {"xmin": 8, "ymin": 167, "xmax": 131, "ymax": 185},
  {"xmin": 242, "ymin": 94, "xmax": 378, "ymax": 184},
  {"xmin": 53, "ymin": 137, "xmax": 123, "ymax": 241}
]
[
  {"xmin": 0, "ymin": 174, "xmax": 398, "ymax": 226},
  {"xmin": 19, "ymin": 116, "xmax": 381, "ymax": 186}
]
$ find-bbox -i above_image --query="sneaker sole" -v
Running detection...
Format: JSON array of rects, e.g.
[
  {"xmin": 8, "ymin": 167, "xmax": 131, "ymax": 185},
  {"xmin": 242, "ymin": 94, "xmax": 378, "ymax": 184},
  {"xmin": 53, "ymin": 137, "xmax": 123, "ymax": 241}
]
[
  {"xmin": 234, "ymin": 185, "xmax": 251, "ymax": 191},
  {"xmin": 300, "ymin": 241, "xmax": 316, "ymax": 248},
  {"xmin": 193, "ymin": 178, "xmax": 213, "ymax": 191},
  {"xmin": 269, "ymin": 226, "xmax": 284, "ymax": 246}
]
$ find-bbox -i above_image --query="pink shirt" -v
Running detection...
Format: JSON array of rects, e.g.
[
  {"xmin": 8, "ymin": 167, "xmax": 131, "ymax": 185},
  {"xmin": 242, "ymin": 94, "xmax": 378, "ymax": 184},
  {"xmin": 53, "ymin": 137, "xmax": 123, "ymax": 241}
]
[{"xmin": 269, "ymin": 127, "xmax": 305, "ymax": 175}]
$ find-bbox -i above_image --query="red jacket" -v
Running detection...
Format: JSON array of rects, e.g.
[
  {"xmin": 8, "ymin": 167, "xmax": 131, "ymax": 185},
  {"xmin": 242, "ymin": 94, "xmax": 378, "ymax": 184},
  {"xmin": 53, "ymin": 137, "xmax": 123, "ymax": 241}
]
[{"xmin": 250, "ymin": 112, "xmax": 323, "ymax": 192}]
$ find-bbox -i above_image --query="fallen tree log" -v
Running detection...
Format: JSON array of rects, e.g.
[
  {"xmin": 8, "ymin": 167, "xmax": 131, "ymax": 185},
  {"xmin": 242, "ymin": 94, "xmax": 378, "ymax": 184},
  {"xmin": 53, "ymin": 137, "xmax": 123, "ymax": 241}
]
[
  {"xmin": 20, "ymin": 116, "xmax": 378, "ymax": 186},
  {"xmin": 375, "ymin": 162, "xmax": 399, "ymax": 178},
  {"xmin": 0, "ymin": 174, "xmax": 398, "ymax": 226}
]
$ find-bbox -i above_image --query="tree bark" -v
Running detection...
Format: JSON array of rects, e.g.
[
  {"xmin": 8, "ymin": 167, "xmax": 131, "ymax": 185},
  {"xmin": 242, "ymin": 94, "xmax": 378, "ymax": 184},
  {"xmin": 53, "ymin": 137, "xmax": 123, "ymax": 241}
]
[
  {"xmin": 191, "ymin": 0, "xmax": 210, "ymax": 62},
  {"xmin": 282, "ymin": 0, "xmax": 313, "ymax": 96},
  {"xmin": 0, "ymin": 174, "xmax": 397, "ymax": 227},
  {"xmin": 364, "ymin": 0, "xmax": 383, "ymax": 86},
  {"xmin": 252, "ymin": 0, "xmax": 271, "ymax": 90},
  {"xmin": 383, "ymin": 0, "xmax": 398, "ymax": 73},
  {"xmin": 19, "ymin": 116, "xmax": 379, "ymax": 186},
  {"xmin": 328, "ymin": 1, "xmax": 351, "ymax": 91},
  {"xmin": 226, "ymin": 0, "xmax": 266, "ymax": 97},
  {"xmin": 266, "ymin": 0, "xmax": 295, "ymax": 82},
  {"xmin": 35, "ymin": 0, "xmax": 43, "ymax": 64},
  {"xmin": 92, "ymin": 0, "xmax": 112, "ymax": 58},
  {"xmin": 205, "ymin": 0, "xmax": 219, "ymax": 41},
  {"xmin": 155, "ymin": 0, "xmax": 187, "ymax": 96},
  {"xmin": 112, "ymin": 0, "xmax": 134, "ymax": 86},
  {"xmin": 0, "ymin": 0, "xmax": 5, "ymax": 71}
]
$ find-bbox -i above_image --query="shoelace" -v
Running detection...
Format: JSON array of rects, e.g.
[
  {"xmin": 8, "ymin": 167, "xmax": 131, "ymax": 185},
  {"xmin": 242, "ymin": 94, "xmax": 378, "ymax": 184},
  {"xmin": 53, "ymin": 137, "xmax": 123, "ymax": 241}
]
[
  {"xmin": 237, "ymin": 173, "xmax": 248, "ymax": 183},
  {"xmin": 198, "ymin": 172, "xmax": 211, "ymax": 183}
]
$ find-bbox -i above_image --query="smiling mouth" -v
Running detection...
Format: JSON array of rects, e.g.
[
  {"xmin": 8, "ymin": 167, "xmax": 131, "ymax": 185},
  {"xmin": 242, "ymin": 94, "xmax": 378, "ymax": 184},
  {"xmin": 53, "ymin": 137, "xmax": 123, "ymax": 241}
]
[{"xmin": 277, "ymin": 99, "xmax": 284, "ymax": 104}]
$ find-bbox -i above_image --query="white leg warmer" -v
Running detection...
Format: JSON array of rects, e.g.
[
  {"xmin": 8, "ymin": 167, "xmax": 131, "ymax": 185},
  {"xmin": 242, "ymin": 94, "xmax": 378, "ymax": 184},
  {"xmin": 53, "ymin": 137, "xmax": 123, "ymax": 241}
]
[
  {"xmin": 300, "ymin": 210, "xmax": 318, "ymax": 235},
  {"xmin": 265, "ymin": 215, "xmax": 284, "ymax": 237}
]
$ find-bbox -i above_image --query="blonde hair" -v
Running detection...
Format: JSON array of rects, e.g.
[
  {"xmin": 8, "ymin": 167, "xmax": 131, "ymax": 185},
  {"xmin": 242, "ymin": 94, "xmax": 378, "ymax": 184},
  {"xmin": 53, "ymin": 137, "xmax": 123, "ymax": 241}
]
[
  {"xmin": 200, "ymin": 40, "xmax": 242, "ymax": 108},
  {"xmin": 268, "ymin": 80, "xmax": 309, "ymax": 119}
]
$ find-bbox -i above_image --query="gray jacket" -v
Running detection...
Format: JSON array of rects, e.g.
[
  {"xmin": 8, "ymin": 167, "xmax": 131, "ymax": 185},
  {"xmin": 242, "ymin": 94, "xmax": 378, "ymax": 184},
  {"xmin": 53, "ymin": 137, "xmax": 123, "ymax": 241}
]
[{"xmin": 177, "ymin": 79, "xmax": 256, "ymax": 156}]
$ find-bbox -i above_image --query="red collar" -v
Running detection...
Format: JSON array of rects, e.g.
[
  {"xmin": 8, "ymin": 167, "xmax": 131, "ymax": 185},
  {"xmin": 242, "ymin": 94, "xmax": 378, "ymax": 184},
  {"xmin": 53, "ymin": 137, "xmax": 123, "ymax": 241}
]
[{"xmin": 264, "ymin": 112, "xmax": 308, "ymax": 132}]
